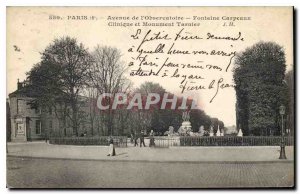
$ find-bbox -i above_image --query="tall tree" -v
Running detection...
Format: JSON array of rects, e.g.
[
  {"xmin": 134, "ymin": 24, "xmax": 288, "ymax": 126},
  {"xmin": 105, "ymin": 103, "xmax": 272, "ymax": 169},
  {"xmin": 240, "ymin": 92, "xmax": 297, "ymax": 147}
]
[
  {"xmin": 27, "ymin": 37, "xmax": 92, "ymax": 136},
  {"xmin": 190, "ymin": 109, "xmax": 212, "ymax": 132},
  {"xmin": 134, "ymin": 82, "xmax": 166, "ymax": 134},
  {"xmin": 285, "ymin": 69, "xmax": 294, "ymax": 136},
  {"xmin": 211, "ymin": 118, "xmax": 219, "ymax": 135},
  {"xmin": 233, "ymin": 42, "xmax": 287, "ymax": 136},
  {"xmin": 27, "ymin": 61, "xmax": 69, "ymax": 136},
  {"xmin": 88, "ymin": 46, "xmax": 131, "ymax": 136}
]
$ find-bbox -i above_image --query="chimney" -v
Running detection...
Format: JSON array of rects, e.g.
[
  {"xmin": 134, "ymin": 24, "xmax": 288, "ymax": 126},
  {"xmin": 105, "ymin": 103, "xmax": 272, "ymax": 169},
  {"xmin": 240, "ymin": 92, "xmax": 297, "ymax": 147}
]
[{"xmin": 17, "ymin": 79, "xmax": 22, "ymax": 90}]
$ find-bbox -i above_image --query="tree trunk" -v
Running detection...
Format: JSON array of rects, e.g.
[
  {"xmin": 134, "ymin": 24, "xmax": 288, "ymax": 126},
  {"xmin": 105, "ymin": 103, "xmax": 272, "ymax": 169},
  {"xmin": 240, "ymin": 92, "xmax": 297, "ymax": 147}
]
[
  {"xmin": 71, "ymin": 94, "xmax": 78, "ymax": 136},
  {"xmin": 63, "ymin": 118, "xmax": 67, "ymax": 136},
  {"xmin": 72, "ymin": 109, "xmax": 78, "ymax": 136}
]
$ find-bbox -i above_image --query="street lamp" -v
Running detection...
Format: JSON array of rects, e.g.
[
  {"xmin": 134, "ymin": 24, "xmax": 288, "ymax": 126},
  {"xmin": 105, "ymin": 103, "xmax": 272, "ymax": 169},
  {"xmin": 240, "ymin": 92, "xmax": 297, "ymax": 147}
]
[{"xmin": 279, "ymin": 105, "xmax": 287, "ymax": 159}]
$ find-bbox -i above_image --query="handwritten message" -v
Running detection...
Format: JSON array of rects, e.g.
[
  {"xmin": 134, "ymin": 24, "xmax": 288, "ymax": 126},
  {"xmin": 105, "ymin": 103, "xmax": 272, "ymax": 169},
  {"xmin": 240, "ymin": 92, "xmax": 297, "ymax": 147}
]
[{"xmin": 127, "ymin": 28, "xmax": 243, "ymax": 103}]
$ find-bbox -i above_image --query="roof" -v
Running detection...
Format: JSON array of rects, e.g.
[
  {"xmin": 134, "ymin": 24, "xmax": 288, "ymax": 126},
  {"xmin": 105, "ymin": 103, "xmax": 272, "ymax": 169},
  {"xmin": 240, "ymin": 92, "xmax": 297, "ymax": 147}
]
[{"xmin": 8, "ymin": 85, "xmax": 37, "ymax": 98}]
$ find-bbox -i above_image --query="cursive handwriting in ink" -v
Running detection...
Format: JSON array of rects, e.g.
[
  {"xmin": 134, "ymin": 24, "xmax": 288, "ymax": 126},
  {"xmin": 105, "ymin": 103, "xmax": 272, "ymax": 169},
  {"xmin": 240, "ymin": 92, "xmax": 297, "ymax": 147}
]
[
  {"xmin": 136, "ymin": 29, "xmax": 171, "ymax": 52},
  {"xmin": 208, "ymin": 78, "xmax": 234, "ymax": 103},
  {"xmin": 207, "ymin": 32, "xmax": 244, "ymax": 41},
  {"xmin": 174, "ymin": 28, "xmax": 203, "ymax": 41}
]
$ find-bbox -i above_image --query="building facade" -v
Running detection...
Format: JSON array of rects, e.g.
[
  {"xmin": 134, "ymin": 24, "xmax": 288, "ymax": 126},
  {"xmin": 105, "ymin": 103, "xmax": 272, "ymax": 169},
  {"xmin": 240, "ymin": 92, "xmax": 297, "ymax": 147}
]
[
  {"xmin": 9, "ymin": 80, "xmax": 46, "ymax": 142},
  {"xmin": 8, "ymin": 80, "xmax": 94, "ymax": 142}
]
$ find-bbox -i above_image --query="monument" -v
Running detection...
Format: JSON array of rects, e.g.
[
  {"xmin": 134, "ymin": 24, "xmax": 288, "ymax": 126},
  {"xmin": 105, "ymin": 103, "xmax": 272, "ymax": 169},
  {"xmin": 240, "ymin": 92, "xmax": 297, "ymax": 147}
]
[
  {"xmin": 216, "ymin": 127, "xmax": 221, "ymax": 136},
  {"xmin": 237, "ymin": 129, "xmax": 243, "ymax": 137},
  {"xmin": 178, "ymin": 110, "xmax": 192, "ymax": 136}
]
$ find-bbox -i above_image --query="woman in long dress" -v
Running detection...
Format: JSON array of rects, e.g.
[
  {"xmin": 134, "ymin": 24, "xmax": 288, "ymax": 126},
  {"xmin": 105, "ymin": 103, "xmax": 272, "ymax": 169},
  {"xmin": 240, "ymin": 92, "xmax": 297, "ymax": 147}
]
[
  {"xmin": 107, "ymin": 137, "xmax": 116, "ymax": 156},
  {"xmin": 149, "ymin": 130, "xmax": 155, "ymax": 147}
]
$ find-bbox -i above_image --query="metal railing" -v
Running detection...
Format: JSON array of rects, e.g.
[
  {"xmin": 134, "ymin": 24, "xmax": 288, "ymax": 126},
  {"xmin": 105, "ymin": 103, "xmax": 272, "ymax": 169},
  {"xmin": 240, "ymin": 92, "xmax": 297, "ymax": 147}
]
[
  {"xmin": 153, "ymin": 136, "xmax": 294, "ymax": 147},
  {"xmin": 49, "ymin": 136, "xmax": 294, "ymax": 148},
  {"xmin": 49, "ymin": 136, "xmax": 128, "ymax": 147}
]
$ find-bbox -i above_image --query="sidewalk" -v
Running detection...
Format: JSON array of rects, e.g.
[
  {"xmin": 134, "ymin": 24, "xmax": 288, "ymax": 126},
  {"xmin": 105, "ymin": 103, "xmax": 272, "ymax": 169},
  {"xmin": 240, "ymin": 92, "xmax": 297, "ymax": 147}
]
[{"xmin": 7, "ymin": 141, "xmax": 294, "ymax": 163}]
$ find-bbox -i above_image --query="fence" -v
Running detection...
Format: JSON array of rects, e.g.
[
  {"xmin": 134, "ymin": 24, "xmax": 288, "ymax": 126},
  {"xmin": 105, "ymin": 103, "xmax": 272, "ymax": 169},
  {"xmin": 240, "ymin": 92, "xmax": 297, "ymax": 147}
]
[
  {"xmin": 153, "ymin": 136, "xmax": 294, "ymax": 148},
  {"xmin": 49, "ymin": 136, "xmax": 128, "ymax": 147},
  {"xmin": 49, "ymin": 136, "xmax": 294, "ymax": 148}
]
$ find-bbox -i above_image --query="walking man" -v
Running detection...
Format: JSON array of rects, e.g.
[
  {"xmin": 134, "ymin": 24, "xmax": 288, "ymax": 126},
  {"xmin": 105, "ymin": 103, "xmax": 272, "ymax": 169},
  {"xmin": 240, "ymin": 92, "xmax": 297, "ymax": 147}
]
[
  {"xmin": 140, "ymin": 130, "xmax": 146, "ymax": 147},
  {"xmin": 134, "ymin": 131, "xmax": 139, "ymax": 147},
  {"xmin": 107, "ymin": 136, "xmax": 116, "ymax": 156},
  {"xmin": 149, "ymin": 130, "xmax": 155, "ymax": 147},
  {"xmin": 130, "ymin": 133, "xmax": 134, "ymax": 144}
]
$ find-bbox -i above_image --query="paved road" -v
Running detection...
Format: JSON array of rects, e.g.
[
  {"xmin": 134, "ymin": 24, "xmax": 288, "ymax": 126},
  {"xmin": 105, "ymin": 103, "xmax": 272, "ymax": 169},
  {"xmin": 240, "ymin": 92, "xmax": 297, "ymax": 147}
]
[
  {"xmin": 7, "ymin": 157, "xmax": 294, "ymax": 188},
  {"xmin": 7, "ymin": 142, "xmax": 294, "ymax": 162}
]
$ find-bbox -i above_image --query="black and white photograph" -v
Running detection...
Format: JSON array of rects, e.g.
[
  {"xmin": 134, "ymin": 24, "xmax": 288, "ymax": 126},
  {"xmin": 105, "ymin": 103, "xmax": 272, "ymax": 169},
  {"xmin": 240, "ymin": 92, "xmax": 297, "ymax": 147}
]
[{"xmin": 5, "ymin": 6, "xmax": 294, "ymax": 189}]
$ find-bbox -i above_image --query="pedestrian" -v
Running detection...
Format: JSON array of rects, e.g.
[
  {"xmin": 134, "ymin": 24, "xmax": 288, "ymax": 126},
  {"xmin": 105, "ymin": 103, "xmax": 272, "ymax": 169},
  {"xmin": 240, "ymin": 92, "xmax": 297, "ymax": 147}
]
[
  {"xmin": 134, "ymin": 131, "xmax": 139, "ymax": 147},
  {"xmin": 149, "ymin": 130, "xmax": 155, "ymax": 147},
  {"xmin": 45, "ymin": 130, "xmax": 48, "ymax": 143},
  {"xmin": 130, "ymin": 133, "xmax": 134, "ymax": 144},
  {"xmin": 107, "ymin": 136, "xmax": 116, "ymax": 156},
  {"xmin": 140, "ymin": 131, "xmax": 146, "ymax": 147}
]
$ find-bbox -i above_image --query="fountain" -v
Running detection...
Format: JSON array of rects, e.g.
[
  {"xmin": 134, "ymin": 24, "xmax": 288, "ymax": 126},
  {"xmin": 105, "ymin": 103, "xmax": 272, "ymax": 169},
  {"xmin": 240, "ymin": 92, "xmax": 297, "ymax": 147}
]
[{"xmin": 178, "ymin": 110, "xmax": 192, "ymax": 136}]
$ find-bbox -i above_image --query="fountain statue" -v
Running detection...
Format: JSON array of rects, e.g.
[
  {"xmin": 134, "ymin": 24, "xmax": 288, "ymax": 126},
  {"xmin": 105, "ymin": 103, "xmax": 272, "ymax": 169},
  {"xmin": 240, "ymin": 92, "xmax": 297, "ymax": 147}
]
[
  {"xmin": 216, "ymin": 126, "xmax": 221, "ymax": 136},
  {"xmin": 237, "ymin": 128, "xmax": 243, "ymax": 137},
  {"xmin": 178, "ymin": 110, "xmax": 192, "ymax": 136}
]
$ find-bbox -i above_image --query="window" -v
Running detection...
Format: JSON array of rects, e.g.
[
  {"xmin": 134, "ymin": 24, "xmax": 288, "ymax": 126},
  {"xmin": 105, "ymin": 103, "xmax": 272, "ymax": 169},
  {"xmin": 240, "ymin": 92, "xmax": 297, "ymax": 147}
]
[
  {"xmin": 49, "ymin": 107, "xmax": 52, "ymax": 115},
  {"xmin": 17, "ymin": 99, "xmax": 25, "ymax": 114},
  {"xmin": 35, "ymin": 120, "xmax": 41, "ymax": 134}
]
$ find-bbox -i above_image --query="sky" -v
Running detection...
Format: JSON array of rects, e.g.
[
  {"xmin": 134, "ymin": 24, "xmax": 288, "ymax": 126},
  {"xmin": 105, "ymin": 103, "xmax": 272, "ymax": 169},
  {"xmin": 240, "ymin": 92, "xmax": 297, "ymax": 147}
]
[{"xmin": 7, "ymin": 7, "xmax": 293, "ymax": 127}]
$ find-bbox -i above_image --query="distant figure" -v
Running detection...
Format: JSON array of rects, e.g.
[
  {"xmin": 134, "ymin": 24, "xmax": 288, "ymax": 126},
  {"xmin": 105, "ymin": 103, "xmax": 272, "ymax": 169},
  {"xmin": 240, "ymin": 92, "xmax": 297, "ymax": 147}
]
[
  {"xmin": 130, "ymin": 133, "xmax": 134, "ymax": 144},
  {"xmin": 134, "ymin": 132, "xmax": 139, "ymax": 147},
  {"xmin": 149, "ymin": 130, "xmax": 155, "ymax": 147},
  {"xmin": 45, "ymin": 130, "xmax": 49, "ymax": 143},
  {"xmin": 107, "ymin": 136, "xmax": 116, "ymax": 156},
  {"xmin": 140, "ymin": 131, "xmax": 146, "ymax": 147}
]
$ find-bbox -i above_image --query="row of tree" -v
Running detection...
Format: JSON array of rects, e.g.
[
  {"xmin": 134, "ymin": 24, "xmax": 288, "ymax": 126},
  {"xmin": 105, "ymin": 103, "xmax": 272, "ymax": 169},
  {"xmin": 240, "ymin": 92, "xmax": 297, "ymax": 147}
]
[
  {"xmin": 26, "ymin": 36, "xmax": 222, "ymax": 137},
  {"xmin": 234, "ymin": 42, "xmax": 292, "ymax": 136}
]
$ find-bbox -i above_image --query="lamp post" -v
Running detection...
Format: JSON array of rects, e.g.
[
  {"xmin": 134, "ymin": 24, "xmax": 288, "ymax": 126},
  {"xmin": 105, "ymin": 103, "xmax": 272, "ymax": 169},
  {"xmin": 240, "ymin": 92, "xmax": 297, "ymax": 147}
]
[{"xmin": 279, "ymin": 105, "xmax": 287, "ymax": 159}]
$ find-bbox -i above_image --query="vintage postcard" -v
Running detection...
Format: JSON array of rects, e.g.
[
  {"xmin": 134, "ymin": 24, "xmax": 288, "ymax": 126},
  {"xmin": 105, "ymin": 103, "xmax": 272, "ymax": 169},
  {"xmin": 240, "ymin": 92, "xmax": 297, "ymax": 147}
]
[{"xmin": 6, "ymin": 6, "xmax": 294, "ymax": 188}]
